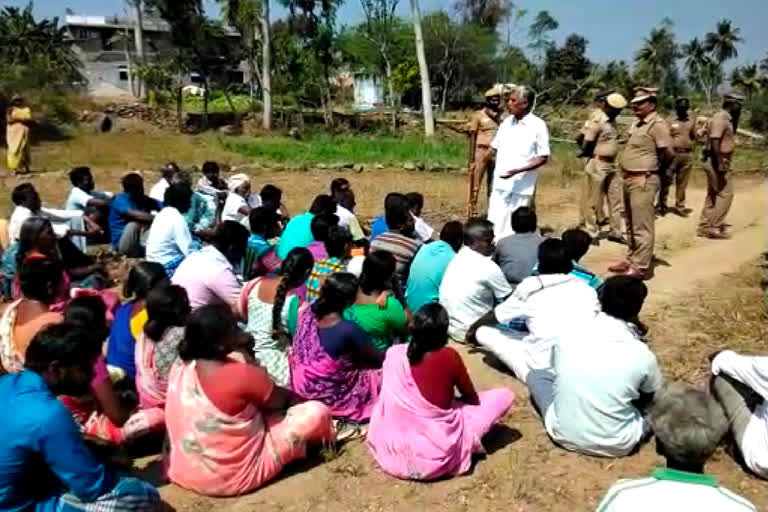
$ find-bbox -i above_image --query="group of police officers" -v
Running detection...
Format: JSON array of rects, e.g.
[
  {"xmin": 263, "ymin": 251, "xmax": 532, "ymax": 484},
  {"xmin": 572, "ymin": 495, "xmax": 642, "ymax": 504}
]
[{"xmin": 466, "ymin": 85, "xmax": 744, "ymax": 280}]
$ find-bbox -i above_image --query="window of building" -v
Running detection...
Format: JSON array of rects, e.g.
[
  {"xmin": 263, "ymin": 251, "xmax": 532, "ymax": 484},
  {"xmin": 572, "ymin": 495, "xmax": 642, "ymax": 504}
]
[{"xmin": 119, "ymin": 66, "xmax": 129, "ymax": 81}]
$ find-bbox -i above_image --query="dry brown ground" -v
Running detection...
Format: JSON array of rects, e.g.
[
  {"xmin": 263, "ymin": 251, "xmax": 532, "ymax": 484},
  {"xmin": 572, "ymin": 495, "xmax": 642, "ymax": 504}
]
[{"xmin": 2, "ymin": 133, "xmax": 766, "ymax": 511}]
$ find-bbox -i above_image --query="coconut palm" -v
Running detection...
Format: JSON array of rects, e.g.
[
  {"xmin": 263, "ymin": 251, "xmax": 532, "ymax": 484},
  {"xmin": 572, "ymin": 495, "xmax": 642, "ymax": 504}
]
[
  {"xmin": 731, "ymin": 64, "xmax": 763, "ymax": 99},
  {"xmin": 704, "ymin": 19, "xmax": 743, "ymax": 64},
  {"xmin": 635, "ymin": 25, "xmax": 677, "ymax": 86}
]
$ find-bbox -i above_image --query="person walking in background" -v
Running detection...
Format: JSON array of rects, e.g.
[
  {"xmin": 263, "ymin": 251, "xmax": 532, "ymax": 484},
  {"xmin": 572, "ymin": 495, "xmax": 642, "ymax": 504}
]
[
  {"xmin": 578, "ymin": 92, "xmax": 627, "ymax": 245},
  {"xmin": 609, "ymin": 87, "xmax": 674, "ymax": 280},
  {"xmin": 467, "ymin": 87, "xmax": 502, "ymax": 218},
  {"xmin": 660, "ymin": 97, "xmax": 697, "ymax": 217},
  {"xmin": 698, "ymin": 94, "xmax": 744, "ymax": 239},
  {"xmin": 476, "ymin": 86, "xmax": 550, "ymax": 240},
  {"xmin": 5, "ymin": 95, "xmax": 32, "ymax": 175}
]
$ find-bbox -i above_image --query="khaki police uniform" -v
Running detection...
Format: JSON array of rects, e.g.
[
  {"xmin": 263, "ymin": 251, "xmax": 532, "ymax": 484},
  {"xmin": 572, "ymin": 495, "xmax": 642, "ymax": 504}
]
[
  {"xmin": 661, "ymin": 116, "xmax": 696, "ymax": 210},
  {"xmin": 582, "ymin": 114, "xmax": 623, "ymax": 239},
  {"xmin": 579, "ymin": 108, "xmax": 609, "ymax": 226},
  {"xmin": 468, "ymin": 107, "xmax": 500, "ymax": 215},
  {"xmin": 620, "ymin": 111, "xmax": 672, "ymax": 271},
  {"xmin": 699, "ymin": 109, "xmax": 736, "ymax": 232}
]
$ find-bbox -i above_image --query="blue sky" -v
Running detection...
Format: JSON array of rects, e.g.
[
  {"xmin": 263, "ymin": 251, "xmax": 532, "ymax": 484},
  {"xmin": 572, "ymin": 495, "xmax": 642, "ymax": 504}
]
[{"xmin": 6, "ymin": 0, "xmax": 767, "ymax": 67}]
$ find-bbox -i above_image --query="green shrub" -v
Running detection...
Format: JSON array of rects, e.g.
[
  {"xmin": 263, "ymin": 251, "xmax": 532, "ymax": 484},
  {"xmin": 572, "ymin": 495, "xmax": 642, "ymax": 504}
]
[{"xmin": 746, "ymin": 92, "xmax": 768, "ymax": 133}]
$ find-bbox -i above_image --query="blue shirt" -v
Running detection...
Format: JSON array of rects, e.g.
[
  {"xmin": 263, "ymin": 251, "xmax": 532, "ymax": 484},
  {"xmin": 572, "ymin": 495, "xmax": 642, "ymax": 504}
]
[
  {"xmin": 108, "ymin": 193, "xmax": 159, "ymax": 248},
  {"xmin": 405, "ymin": 241, "xmax": 456, "ymax": 312},
  {"xmin": 0, "ymin": 371, "xmax": 115, "ymax": 512},
  {"xmin": 276, "ymin": 213, "xmax": 314, "ymax": 260},
  {"xmin": 370, "ymin": 215, "xmax": 389, "ymax": 241},
  {"xmin": 106, "ymin": 302, "xmax": 138, "ymax": 379}
]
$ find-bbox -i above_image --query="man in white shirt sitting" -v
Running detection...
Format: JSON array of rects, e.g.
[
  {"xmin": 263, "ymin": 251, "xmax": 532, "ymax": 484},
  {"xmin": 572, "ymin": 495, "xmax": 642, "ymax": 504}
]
[
  {"xmin": 596, "ymin": 384, "xmax": 756, "ymax": 511},
  {"xmin": 711, "ymin": 350, "xmax": 768, "ymax": 480},
  {"xmin": 466, "ymin": 238, "xmax": 599, "ymax": 382},
  {"xmin": 331, "ymin": 177, "xmax": 365, "ymax": 242},
  {"xmin": 475, "ymin": 85, "xmax": 550, "ymax": 240},
  {"xmin": 146, "ymin": 183, "xmax": 194, "ymax": 277},
  {"xmin": 439, "ymin": 219, "xmax": 512, "ymax": 342},
  {"xmin": 65, "ymin": 166, "xmax": 113, "ymax": 244},
  {"xmin": 527, "ymin": 275, "xmax": 662, "ymax": 457}
]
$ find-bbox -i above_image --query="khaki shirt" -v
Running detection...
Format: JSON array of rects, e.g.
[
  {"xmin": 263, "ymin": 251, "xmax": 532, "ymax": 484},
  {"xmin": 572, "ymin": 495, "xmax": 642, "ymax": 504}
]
[
  {"xmin": 579, "ymin": 109, "xmax": 608, "ymax": 137},
  {"xmin": 469, "ymin": 108, "xmax": 500, "ymax": 147},
  {"xmin": 621, "ymin": 112, "xmax": 672, "ymax": 173},
  {"xmin": 709, "ymin": 109, "xmax": 735, "ymax": 154},
  {"xmin": 584, "ymin": 116, "xmax": 619, "ymax": 158},
  {"xmin": 668, "ymin": 117, "xmax": 695, "ymax": 152}
]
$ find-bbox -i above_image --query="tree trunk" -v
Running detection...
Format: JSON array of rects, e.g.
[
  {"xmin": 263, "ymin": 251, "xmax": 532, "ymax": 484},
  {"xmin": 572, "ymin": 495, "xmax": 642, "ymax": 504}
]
[
  {"xmin": 202, "ymin": 76, "xmax": 210, "ymax": 130},
  {"xmin": 385, "ymin": 61, "xmax": 397, "ymax": 132},
  {"xmin": 123, "ymin": 36, "xmax": 135, "ymax": 98},
  {"xmin": 132, "ymin": 0, "xmax": 146, "ymax": 100},
  {"xmin": 175, "ymin": 86, "xmax": 183, "ymax": 132},
  {"xmin": 409, "ymin": 0, "xmax": 434, "ymax": 137},
  {"xmin": 261, "ymin": 0, "xmax": 272, "ymax": 130}
]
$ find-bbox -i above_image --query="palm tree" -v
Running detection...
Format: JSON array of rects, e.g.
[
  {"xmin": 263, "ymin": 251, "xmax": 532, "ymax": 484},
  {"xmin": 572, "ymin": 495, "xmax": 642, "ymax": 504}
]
[
  {"xmin": 130, "ymin": 0, "xmax": 146, "ymax": 100},
  {"xmin": 704, "ymin": 19, "xmax": 743, "ymax": 64},
  {"xmin": 731, "ymin": 64, "xmax": 762, "ymax": 99},
  {"xmin": 681, "ymin": 37, "xmax": 718, "ymax": 107},
  {"xmin": 635, "ymin": 26, "xmax": 677, "ymax": 86},
  {"xmin": 409, "ymin": 0, "xmax": 434, "ymax": 137}
]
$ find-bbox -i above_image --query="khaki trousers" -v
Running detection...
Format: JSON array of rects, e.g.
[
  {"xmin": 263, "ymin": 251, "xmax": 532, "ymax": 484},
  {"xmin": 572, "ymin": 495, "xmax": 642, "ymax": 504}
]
[
  {"xmin": 623, "ymin": 172, "xmax": 659, "ymax": 270},
  {"xmin": 579, "ymin": 159, "xmax": 607, "ymax": 226},
  {"xmin": 659, "ymin": 152, "xmax": 693, "ymax": 209},
  {"xmin": 582, "ymin": 158, "xmax": 624, "ymax": 238},
  {"xmin": 699, "ymin": 155, "xmax": 734, "ymax": 231}
]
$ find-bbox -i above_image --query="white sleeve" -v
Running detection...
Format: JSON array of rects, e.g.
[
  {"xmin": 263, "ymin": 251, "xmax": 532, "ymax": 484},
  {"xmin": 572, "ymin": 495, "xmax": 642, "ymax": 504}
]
[
  {"xmin": 712, "ymin": 351, "xmax": 768, "ymax": 400},
  {"xmin": 174, "ymin": 213, "xmax": 193, "ymax": 256},
  {"xmin": 490, "ymin": 121, "xmax": 504, "ymax": 150},
  {"xmin": 639, "ymin": 350, "xmax": 663, "ymax": 394},
  {"xmin": 488, "ymin": 263, "xmax": 513, "ymax": 301},
  {"xmin": 414, "ymin": 216, "xmax": 434, "ymax": 242},
  {"xmin": 494, "ymin": 294, "xmax": 531, "ymax": 324},
  {"xmin": 535, "ymin": 119, "xmax": 551, "ymax": 157}
]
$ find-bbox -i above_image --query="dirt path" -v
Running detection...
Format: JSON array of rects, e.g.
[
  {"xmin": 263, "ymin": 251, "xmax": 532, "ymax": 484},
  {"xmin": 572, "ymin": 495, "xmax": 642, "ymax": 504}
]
[{"xmin": 149, "ymin": 177, "xmax": 767, "ymax": 511}]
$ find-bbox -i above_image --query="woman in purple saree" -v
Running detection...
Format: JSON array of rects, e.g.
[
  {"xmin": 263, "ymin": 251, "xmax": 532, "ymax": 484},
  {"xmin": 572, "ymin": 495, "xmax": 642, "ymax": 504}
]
[{"xmin": 290, "ymin": 272, "xmax": 383, "ymax": 423}]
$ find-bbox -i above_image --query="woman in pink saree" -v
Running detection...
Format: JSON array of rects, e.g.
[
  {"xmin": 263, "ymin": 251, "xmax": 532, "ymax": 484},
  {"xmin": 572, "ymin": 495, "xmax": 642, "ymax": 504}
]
[
  {"xmin": 165, "ymin": 304, "xmax": 334, "ymax": 497},
  {"xmin": 367, "ymin": 303, "xmax": 515, "ymax": 480},
  {"xmin": 290, "ymin": 272, "xmax": 384, "ymax": 423}
]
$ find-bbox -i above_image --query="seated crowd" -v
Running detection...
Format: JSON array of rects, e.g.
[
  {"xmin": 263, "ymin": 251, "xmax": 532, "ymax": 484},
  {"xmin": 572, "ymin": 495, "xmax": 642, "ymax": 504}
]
[{"xmin": 0, "ymin": 163, "xmax": 760, "ymax": 511}]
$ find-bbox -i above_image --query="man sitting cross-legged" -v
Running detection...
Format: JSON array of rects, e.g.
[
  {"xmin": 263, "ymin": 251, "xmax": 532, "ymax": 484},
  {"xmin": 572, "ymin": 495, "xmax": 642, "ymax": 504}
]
[
  {"xmin": 526, "ymin": 275, "xmax": 662, "ymax": 457},
  {"xmin": 596, "ymin": 384, "xmax": 756, "ymax": 511},
  {"xmin": 466, "ymin": 238, "xmax": 599, "ymax": 382},
  {"xmin": 0, "ymin": 323, "xmax": 160, "ymax": 511}
]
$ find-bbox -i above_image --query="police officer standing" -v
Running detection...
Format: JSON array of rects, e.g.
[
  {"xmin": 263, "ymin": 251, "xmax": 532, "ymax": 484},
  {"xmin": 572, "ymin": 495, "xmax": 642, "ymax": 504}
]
[
  {"xmin": 577, "ymin": 89, "xmax": 613, "ymax": 228},
  {"xmin": 467, "ymin": 87, "xmax": 502, "ymax": 218},
  {"xmin": 698, "ymin": 93, "xmax": 744, "ymax": 239},
  {"xmin": 609, "ymin": 87, "xmax": 674, "ymax": 280},
  {"xmin": 578, "ymin": 92, "xmax": 628, "ymax": 245},
  {"xmin": 658, "ymin": 97, "xmax": 696, "ymax": 217}
]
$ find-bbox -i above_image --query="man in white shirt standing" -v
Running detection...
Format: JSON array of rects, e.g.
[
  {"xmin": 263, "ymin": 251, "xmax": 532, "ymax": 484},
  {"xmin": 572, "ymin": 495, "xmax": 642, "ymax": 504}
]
[
  {"xmin": 466, "ymin": 238, "xmax": 599, "ymax": 382},
  {"xmin": 711, "ymin": 350, "xmax": 768, "ymax": 480},
  {"xmin": 531, "ymin": 275, "xmax": 662, "ymax": 457},
  {"xmin": 596, "ymin": 384, "xmax": 756, "ymax": 511},
  {"xmin": 475, "ymin": 85, "xmax": 550, "ymax": 240},
  {"xmin": 439, "ymin": 219, "xmax": 512, "ymax": 342}
]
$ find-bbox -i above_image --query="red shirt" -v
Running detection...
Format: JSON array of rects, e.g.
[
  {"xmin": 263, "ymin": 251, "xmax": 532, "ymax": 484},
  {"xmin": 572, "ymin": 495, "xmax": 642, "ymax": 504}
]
[
  {"xmin": 410, "ymin": 346, "xmax": 476, "ymax": 409},
  {"xmin": 197, "ymin": 360, "xmax": 274, "ymax": 416}
]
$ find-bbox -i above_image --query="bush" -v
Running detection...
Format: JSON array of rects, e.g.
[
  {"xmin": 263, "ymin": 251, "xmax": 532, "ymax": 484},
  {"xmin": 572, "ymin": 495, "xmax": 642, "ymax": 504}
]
[{"xmin": 747, "ymin": 92, "xmax": 768, "ymax": 133}]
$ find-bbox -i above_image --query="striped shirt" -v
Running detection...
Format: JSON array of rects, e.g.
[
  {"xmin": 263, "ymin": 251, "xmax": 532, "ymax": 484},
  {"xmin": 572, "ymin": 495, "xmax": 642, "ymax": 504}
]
[
  {"xmin": 370, "ymin": 231, "xmax": 421, "ymax": 299},
  {"xmin": 597, "ymin": 468, "xmax": 756, "ymax": 511}
]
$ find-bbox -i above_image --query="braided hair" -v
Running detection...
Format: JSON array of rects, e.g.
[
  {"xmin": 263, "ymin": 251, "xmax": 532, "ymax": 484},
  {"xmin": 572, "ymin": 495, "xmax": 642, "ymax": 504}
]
[{"xmin": 272, "ymin": 247, "xmax": 314, "ymax": 344}]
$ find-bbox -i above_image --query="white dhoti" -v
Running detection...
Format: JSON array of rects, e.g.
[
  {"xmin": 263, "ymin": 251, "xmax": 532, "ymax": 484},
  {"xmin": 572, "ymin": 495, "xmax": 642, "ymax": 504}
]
[
  {"xmin": 476, "ymin": 325, "xmax": 554, "ymax": 382},
  {"xmin": 487, "ymin": 190, "xmax": 532, "ymax": 241}
]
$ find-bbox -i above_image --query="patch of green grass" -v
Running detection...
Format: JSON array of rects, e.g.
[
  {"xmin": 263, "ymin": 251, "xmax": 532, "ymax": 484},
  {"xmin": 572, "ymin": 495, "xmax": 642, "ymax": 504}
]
[{"xmin": 220, "ymin": 132, "xmax": 467, "ymax": 166}]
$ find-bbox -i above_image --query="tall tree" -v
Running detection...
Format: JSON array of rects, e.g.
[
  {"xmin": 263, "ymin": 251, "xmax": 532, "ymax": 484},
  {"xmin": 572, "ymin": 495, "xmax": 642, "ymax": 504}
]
[
  {"xmin": 527, "ymin": 10, "xmax": 557, "ymax": 64},
  {"xmin": 131, "ymin": 0, "xmax": 146, "ymax": 100},
  {"xmin": 731, "ymin": 64, "xmax": 763, "ymax": 99},
  {"xmin": 682, "ymin": 37, "xmax": 718, "ymax": 107},
  {"xmin": 409, "ymin": 0, "xmax": 434, "ymax": 136},
  {"xmin": 704, "ymin": 19, "xmax": 743, "ymax": 64},
  {"xmin": 261, "ymin": 0, "xmax": 272, "ymax": 130},
  {"xmin": 359, "ymin": 0, "xmax": 401, "ymax": 129},
  {"xmin": 635, "ymin": 21, "xmax": 678, "ymax": 90},
  {"xmin": 453, "ymin": 0, "xmax": 509, "ymax": 30}
]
